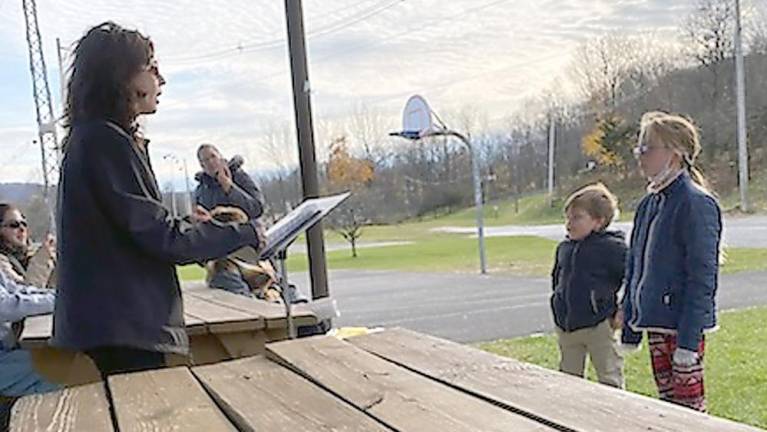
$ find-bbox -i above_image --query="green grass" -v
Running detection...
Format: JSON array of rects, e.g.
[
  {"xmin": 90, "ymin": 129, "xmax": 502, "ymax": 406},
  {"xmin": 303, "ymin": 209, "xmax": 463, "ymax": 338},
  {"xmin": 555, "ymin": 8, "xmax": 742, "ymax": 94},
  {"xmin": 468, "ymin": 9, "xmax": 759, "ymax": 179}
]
[
  {"xmin": 361, "ymin": 192, "xmax": 633, "ymax": 234},
  {"xmin": 178, "ymin": 236, "xmax": 767, "ymax": 281},
  {"xmin": 178, "ymin": 265, "xmax": 207, "ymax": 281},
  {"xmin": 477, "ymin": 307, "xmax": 767, "ymax": 428},
  {"xmin": 721, "ymin": 248, "xmax": 767, "ymax": 274},
  {"xmin": 176, "ymin": 190, "xmax": 767, "ymax": 280},
  {"xmin": 179, "ymin": 235, "xmax": 559, "ymax": 280}
]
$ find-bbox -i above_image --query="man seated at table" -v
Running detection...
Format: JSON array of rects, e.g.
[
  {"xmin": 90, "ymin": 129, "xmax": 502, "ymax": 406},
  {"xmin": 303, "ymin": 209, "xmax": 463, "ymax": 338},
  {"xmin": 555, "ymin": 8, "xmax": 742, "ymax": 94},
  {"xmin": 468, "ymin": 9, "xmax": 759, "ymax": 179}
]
[
  {"xmin": 195, "ymin": 144, "xmax": 264, "ymax": 220},
  {"xmin": 0, "ymin": 268, "xmax": 59, "ymax": 431}
]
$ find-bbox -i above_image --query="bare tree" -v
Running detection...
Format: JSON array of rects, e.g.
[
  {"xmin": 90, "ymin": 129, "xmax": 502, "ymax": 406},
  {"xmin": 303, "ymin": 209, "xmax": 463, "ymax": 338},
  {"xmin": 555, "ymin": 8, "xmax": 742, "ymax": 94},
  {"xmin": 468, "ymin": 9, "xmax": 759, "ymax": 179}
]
[
  {"xmin": 259, "ymin": 121, "xmax": 297, "ymax": 176},
  {"xmin": 326, "ymin": 136, "xmax": 374, "ymax": 257},
  {"xmin": 256, "ymin": 121, "xmax": 301, "ymax": 215},
  {"xmin": 682, "ymin": 0, "xmax": 736, "ymax": 68},
  {"xmin": 330, "ymin": 208, "xmax": 365, "ymax": 258},
  {"xmin": 748, "ymin": 5, "xmax": 767, "ymax": 54},
  {"xmin": 569, "ymin": 34, "xmax": 638, "ymax": 112},
  {"xmin": 347, "ymin": 103, "xmax": 394, "ymax": 168}
]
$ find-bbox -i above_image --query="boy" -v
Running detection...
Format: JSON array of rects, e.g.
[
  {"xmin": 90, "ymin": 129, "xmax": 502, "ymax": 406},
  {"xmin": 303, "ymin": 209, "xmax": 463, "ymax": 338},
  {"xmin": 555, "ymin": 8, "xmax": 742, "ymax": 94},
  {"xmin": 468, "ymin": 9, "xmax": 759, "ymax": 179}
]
[{"xmin": 550, "ymin": 183, "xmax": 627, "ymax": 388}]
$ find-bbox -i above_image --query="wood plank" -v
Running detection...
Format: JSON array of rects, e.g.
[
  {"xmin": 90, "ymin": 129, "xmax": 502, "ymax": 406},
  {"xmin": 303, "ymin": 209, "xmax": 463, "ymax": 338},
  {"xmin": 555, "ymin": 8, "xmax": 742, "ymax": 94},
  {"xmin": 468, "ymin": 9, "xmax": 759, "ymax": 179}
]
[
  {"xmin": 183, "ymin": 293, "xmax": 263, "ymax": 333},
  {"xmin": 19, "ymin": 312, "xmax": 206, "ymax": 349},
  {"xmin": 183, "ymin": 281, "xmax": 316, "ymax": 329},
  {"xmin": 18, "ymin": 314, "xmax": 52, "ymax": 348},
  {"xmin": 109, "ymin": 367, "xmax": 236, "ymax": 432},
  {"xmin": 11, "ymin": 382, "xmax": 113, "ymax": 432},
  {"xmin": 30, "ymin": 348, "xmax": 102, "ymax": 386},
  {"xmin": 350, "ymin": 328, "xmax": 761, "ymax": 432},
  {"xmin": 187, "ymin": 331, "xmax": 268, "ymax": 366},
  {"xmin": 267, "ymin": 336, "xmax": 554, "ymax": 432},
  {"xmin": 184, "ymin": 312, "xmax": 207, "ymax": 335},
  {"xmin": 193, "ymin": 356, "xmax": 390, "ymax": 432}
]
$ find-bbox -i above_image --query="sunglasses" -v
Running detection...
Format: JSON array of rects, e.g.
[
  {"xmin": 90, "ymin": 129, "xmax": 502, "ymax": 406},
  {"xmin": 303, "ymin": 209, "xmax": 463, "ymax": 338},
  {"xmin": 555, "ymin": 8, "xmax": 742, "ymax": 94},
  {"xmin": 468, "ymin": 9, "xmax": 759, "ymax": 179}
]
[
  {"xmin": 1, "ymin": 220, "xmax": 28, "ymax": 230},
  {"xmin": 632, "ymin": 144, "xmax": 667, "ymax": 157}
]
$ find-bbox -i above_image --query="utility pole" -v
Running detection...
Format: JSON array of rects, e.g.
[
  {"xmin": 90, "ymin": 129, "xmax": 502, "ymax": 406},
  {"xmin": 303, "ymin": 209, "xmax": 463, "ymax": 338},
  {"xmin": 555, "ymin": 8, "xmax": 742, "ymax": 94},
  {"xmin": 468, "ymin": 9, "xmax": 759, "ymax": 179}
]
[
  {"xmin": 56, "ymin": 38, "xmax": 66, "ymax": 115},
  {"xmin": 284, "ymin": 0, "xmax": 329, "ymax": 299},
  {"xmin": 734, "ymin": 0, "xmax": 749, "ymax": 212},
  {"xmin": 547, "ymin": 117, "xmax": 556, "ymax": 206},
  {"xmin": 22, "ymin": 0, "xmax": 59, "ymax": 196}
]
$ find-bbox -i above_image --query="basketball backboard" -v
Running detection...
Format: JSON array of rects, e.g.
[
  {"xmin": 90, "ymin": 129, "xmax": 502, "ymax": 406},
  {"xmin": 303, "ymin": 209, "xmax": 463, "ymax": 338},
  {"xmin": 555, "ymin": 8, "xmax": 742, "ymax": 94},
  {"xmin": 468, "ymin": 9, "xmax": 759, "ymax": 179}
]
[{"xmin": 397, "ymin": 95, "xmax": 434, "ymax": 139}]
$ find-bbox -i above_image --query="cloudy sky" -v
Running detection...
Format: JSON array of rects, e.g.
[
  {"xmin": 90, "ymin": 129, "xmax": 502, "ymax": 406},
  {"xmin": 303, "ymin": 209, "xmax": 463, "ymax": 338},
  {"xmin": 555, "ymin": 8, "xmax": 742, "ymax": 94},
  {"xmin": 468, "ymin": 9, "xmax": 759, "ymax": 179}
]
[{"xmin": 0, "ymin": 0, "xmax": 727, "ymax": 187}]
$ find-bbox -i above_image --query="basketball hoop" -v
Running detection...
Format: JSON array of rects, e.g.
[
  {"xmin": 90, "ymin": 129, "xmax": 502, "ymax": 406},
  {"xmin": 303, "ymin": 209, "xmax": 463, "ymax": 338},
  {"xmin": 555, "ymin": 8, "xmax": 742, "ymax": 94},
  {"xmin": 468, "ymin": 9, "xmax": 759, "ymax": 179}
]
[
  {"xmin": 388, "ymin": 95, "xmax": 488, "ymax": 275},
  {"xmin": 391, "ymin": 95, "xmax": 436, "ymax": 140}
]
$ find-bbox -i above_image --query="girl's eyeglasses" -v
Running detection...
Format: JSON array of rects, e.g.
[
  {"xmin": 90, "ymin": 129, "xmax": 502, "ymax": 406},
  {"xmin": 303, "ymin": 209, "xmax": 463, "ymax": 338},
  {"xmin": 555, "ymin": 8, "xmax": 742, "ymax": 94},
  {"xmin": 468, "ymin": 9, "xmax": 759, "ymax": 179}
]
[{"xmin": 633, "ymin": 144, "xmax": 666, "ymax": 157}]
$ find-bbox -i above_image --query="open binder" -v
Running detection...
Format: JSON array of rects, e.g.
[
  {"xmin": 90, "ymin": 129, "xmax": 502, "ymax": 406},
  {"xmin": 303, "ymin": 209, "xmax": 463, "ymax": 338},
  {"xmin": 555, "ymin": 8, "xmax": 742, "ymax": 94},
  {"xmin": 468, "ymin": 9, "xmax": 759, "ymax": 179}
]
[{"xmin": 231, "ymin": 192, "xmax": 350, "ymax": 262}]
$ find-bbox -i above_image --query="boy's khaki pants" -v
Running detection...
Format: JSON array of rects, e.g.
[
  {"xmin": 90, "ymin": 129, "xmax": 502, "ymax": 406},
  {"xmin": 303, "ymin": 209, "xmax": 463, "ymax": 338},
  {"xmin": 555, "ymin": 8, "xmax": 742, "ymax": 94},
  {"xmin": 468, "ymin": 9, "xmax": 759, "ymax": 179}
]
[{"xmin": 555, "ymin": 319, "xmax": 625, "ymax": 388}]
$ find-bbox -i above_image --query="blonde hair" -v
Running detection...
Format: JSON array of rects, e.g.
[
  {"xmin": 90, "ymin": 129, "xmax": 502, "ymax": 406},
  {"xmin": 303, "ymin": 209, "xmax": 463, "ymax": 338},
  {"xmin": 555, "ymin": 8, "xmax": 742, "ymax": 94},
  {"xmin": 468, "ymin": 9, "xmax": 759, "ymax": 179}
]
[
  {"xmin": 565, "ymin": 183, "xmax": 619, "ymax": 229},
  {"xmin": 638, "ymin": 111, "xmax": 710, "ymax": 192}
]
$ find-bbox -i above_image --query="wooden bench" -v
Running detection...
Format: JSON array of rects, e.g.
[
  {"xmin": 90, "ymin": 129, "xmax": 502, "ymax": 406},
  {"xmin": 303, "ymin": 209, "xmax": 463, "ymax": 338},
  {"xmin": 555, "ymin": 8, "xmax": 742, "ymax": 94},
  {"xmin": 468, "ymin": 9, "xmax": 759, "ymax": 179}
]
[
  {"xmin": 11, "ymin": 329, "xmax": 760, "ymax": 431},
  {"xmin": 18, "ymin": 281, "xmax": 318, "ymax": 386}
]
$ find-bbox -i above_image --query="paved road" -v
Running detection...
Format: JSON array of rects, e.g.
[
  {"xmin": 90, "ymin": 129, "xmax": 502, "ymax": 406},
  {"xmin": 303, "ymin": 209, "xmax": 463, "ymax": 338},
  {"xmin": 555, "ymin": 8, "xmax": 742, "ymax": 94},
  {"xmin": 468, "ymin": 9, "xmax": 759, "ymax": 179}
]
[
  {"xmin": 433, "ymin": 215, "xmax": 767, "ymax": 248},
  {"xmin": 292, "ymin": 269, "xmax": 767, "ymax": 343}
]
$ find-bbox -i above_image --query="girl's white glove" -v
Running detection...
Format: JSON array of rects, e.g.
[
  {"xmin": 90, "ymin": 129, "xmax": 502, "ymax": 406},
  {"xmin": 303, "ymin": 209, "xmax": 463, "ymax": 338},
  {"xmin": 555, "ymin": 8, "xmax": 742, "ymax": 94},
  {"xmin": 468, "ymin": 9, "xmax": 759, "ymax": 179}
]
[{"xmin": 673, "ymin": 348, "xmax": 699, "ymax": 367}]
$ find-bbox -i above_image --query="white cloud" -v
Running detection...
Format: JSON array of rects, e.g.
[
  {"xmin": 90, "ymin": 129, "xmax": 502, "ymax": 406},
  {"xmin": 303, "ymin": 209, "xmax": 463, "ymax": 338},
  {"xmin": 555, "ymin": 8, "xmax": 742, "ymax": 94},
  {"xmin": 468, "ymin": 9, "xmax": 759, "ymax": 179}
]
[{"xmin": 0, "ymin": 0, "xmax": 695, "ymax": 186}]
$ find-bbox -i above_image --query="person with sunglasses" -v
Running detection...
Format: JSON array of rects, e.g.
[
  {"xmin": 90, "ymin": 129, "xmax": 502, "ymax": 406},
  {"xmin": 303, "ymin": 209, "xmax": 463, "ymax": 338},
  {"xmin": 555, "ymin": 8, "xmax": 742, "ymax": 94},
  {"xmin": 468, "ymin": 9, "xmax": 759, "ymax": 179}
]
[
  {"xmin": 0, "ymin": 204, "xmax": 55, "ymax": 289},
  {"xmin": 0, "ymin": 204, "xmax": 59, "ymax": 431},
  {"xmin": 621, "ymin": 112, "xmax": 722, "ymax": 412}
]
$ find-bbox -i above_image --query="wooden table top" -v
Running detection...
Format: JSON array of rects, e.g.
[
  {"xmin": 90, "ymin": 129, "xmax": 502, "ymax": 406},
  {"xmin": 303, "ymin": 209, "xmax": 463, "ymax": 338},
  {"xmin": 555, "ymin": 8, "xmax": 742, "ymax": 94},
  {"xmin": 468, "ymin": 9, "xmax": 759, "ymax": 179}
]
[
  {"xmin": 19, "ymin": 281, "xmax": 318, "ymax": 349},
  {"xmin": 12, "ymin": 328, "xmax": 760, "ymax": 432}
]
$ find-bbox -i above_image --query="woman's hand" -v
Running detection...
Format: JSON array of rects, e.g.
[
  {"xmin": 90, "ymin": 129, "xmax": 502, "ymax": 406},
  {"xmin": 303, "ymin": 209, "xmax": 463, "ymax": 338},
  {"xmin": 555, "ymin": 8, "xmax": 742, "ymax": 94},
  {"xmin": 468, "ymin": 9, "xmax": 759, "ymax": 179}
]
[
  {"xmin": 43, "ymin": 234, "xmax": 56, "ymax": 260},
  {"xmin": 253, "ymin": 220, "xmax": 267, "ymax": 252},
  {"xmin": 215, "ymin": 165, "xmax": 233, "ymax": 193},
  {"xmin": 191, "ymin": 205, "xmax": 212, "ymax": 224},
  {"xmin": 610, "ymin": 309, "xmax": 624, "ymax": 330}
]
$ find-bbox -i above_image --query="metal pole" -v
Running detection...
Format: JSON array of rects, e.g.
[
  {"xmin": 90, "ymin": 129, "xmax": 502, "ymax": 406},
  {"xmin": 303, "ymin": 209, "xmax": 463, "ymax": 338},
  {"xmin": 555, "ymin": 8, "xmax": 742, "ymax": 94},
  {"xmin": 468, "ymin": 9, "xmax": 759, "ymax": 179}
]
[
  {"xmin": 450, "ymin": 131, "xmax": 487, "ymax": 275},
  {"xmin": 56, "ymin": 38, "xmax": 65, "ymax": 114},
  {"xmin": 276, "ymin": 253, "xmax": 296, "ymax": 339},
  {"xmin": 284, "ymin": 0, "xmax": 329, "ymax": 299},
  {"xmin": 547, "ymin": 117, "xmax": 555, "ymax": 206},
  {"xmin": 734, "ymin": 0, "xmax": 749, "ymax": 212},
  {"xmin": 170, "ymin": 185, "xmax": 177, "ymax": 219},
  {"xmin": 183, "ymin": 158, "xmax": 193, "ymax": 215}
]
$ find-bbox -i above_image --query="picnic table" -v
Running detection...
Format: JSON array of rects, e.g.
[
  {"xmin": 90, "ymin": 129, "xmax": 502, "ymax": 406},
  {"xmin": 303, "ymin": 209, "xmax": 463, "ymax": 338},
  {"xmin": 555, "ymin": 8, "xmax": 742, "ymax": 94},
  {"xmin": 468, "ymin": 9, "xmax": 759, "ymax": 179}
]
[
  {"xmin": 11, "ymin": 328, "xmax": 761, "ymax": 432},
  {"xmin": 18, "ymin": 281, "xmax": 318, "ymax": 386}
]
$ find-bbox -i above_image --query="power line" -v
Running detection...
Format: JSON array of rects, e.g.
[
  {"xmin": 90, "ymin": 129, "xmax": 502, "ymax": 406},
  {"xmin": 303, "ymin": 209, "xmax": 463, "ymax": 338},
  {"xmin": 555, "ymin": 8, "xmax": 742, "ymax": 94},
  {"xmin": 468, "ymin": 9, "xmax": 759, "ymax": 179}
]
[
  {"xmin": 165, "ymin": 0, "xmax": 403, "ymax": 65},
  {"xmin": 159, "ymin": 0, "xmax": 532, "ymax": 106},
  {"xmin": 161, "ymin": 0, "xmax": 651, "ymax": 127},
  {"xmin": 160, "ymin": 0, "xmax": 522, "ymax": 108},
  {"xmin": 306, "ymin": 0, "xmax": 517, "ymax": 66},
  {"xmin": 363, "ymin": 50, "xmax": 567, "ymax": 106}
]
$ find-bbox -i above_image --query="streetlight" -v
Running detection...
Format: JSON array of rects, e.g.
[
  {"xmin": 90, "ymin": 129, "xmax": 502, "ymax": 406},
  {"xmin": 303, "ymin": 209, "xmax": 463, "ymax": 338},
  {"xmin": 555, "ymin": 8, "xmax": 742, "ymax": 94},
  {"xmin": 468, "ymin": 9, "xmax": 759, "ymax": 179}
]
[
  {"xmin": 163, "ymin": 154, "xmax": 188, "ymax": 218},
  {"xmin": 390, "ymin": 95, "xmax": 487, "ymax": 275}
]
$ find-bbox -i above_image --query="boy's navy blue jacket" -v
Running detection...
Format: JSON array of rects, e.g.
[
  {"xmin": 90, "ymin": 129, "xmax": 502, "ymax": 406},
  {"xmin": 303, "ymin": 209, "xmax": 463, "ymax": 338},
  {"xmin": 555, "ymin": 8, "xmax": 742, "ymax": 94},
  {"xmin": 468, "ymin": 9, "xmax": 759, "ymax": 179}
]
[
  {"xmin": 53, "ymin": 120, "xmax": 262, "ymax": 355},
  {"xmin": 551, "ymin": 230, "xmax": 627, "ymax": 332},
  {"xmin": 621, "ymin": 172, "xmax": 722, "ymax": 352}
]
